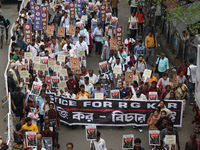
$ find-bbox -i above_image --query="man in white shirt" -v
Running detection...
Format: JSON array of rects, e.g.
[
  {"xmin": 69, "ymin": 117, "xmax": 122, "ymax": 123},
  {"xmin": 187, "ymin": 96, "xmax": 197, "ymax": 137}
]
[
  {"xmin": 75, "ymin": 36, "xmax": 89, "ymax": 56},
  {"xmin": 90, "ymin": 131, "xmax": 107, "ymax": 150},
  {"xmin": 15, "ymin": 55, "xmax": 25, "ymax": 71},
  {"xmin": 187, "ymin": 58, "xmax": 197, "ymax": 106},
  {"xmin": 108, "ymin": 51, "xmax": 118, "ymax": 71},
  {"xmin": 65, "ymin": 87, "xmax": 76, "ymax": 99},
  {"xmin": 60, "ymin": 12, "xmax": 69, "ymax": 27},
  {"xmin": 50, "ymin": 39, "xmax": 61, "ymax": 53},
  {"xmin": 63, "ymin": 39, "xmax": 75, "ymax": 52},
  {"xmin": 86, "ymin": 70, "xmax": 98, "ymax": 85},
  {"xmin": 80, "ymin": 76, "xmax": 94, "ymax": 96},
  {"xmin": 27, "ymin": 39, "xmax": 39, "ymax": 57}
]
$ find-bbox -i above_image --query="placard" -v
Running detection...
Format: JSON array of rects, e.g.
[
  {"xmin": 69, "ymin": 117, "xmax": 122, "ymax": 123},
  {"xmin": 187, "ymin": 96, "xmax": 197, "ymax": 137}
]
[
  {"xmin": 85, "ymin": 125, "xmax": 97, "ymax": 141},
  {"xmin": 82, "ymin": 15, "xmax": 88, "ymax": 22},
  {"xmin": 173, "ymin": 74, "xmax": 177, "ymax": 88},
  {"xmin": 33, "ymin": 56, "xmax": 41, "ymax": 64},
  {"xmin": 111, "ymin": 16, "xmax": 118, "ymax": 27},
  {"xmin": 58, "ymin": 81, "xmax": 67, "ymax": 90},
  {"xmin": 60, "ymin": 69, "xmax": 67, "ymax": 77},
  {"xmin": 66, "ymin": 25, "xmax": 69, "ymax": 35},
  {"xmin": 25, "ymin": 52, "xmax": 32, "ymax": 59},
  {"xmin": 99, "ymin": 61, "xmax": 108, "ymax": 74},
  {"xmin": 143, "ymin": 69, "xmax": 152, "ymax": 79},
  {"xmin": 19, "ymin": 71, "xmax": 29, "ymax": 78},
  {"xmin": 58, "ymin": 27, "xmax": 65, "ymax": 37},
  {"xmin": 48, "ymin": 58, "xmax": 56, "ymax": 68},
  {"xmin": 95, "ymin": 93, "xmax": 104, "ymax": 99},
  {"xmin": 125, "ymin": 72, "xmax": 133, "ymax": 83},
  {"xmin": 51, "ymin": 77, "xmax": 60, "ymax": 88},
  {"xmin": 25, "ymin": 132, "xmax": 37, "ymax": 148},
  {"xmin": 40, "ymin": 64, "xmax": 48, "ymax": 71},
  {"xmin": 113, "ymin": 67, "xmax": 121, "ymax": 75},
  {"xmin": 110, "ymin": 38, "xmax": 117, "ymax": 49},
  {"xmin": 57, "ymin": 54, "xmax": 66, "ymax": 62},
  {"xmin": 133, "ymin": 75, "xmax": 139, "ymax": 83},
  {"xmin": 122, "ymin": 134, "xmax": 134, "ymax": 149},
  {"xmin": 69, "ymin": 25, "xmax": 76, "ymax": 35},
  {"xmin": 116, "ymin": 26, "xmax": 123, "ymax": 45},
  {"xmin": 149, "ymin": 92, "xmax": 158, "ymax": 100},
  {"xmin": 76, "ymin": 21, "xmax": 83, "ymax": 30},
  {"xmin": 76, "ymin": 0, "xmax": 82, "ymax": 16},
  {"xmin": 41, "ymin": 57, "xmax": 48, "ymax": 64},
  {"xmin": 34, "ymin": 63, "xmax": 40, "ymax": 71},
  {"xmin": 100, "ymin": 4, "xmax": 106, "ymax": 22},
  {"xmin": 149, "ymin": 130, "xmax": 160, "ymax": 146},
  {"xmin": 54, "ymin": 65, "xmax": 61, "ymax": 73},
  {"xmin": 106, "ymin": 13, "xmax": 112, "ymax": 23},
  {"xmin": 111, "ymin": 90, "xmax": 120, "ymax": 99},
  {"xmin": 49, "ymin": 2, "xmax": 55, "ymax": 9},
  {"xmin": 47, "ymin": 26, "xmax": 54, "ymax": 36},
  {"xmin": 88, "ymin": 3, "xmax": 94, "ymax": 12},
  {"xmin": 69, "ymin": 2, "xmax": 75, "ymax": 19},
  {"xmin": 42, "ymin": 137, "xmax": 53, "ymax": 150},
  {"xmin": 24, "ymin": 23, "xmax": 32, "ymax": 43},
  {"xmin": 70, "ymin": 58, "xmax": 80, "ymax": 71},
  {"xmin": 45, "ymin": 75, "xmax": 51, "ymax": 84},
  {"xmin": 79, "ymin": 50, "xmax": 85, "ymax": 57},
  {"xmin": 165, "ymin": 135, "xmax": 176, "ymax": 145},
  {"xmin": 18, "ymin": 65, "xmax": 26, "ymax": 72},
  {"xmin": 131, "ymin": 19, "xmax": 137, "ymax": 29},
  {"xmin": 31, "ymin": 81, "xmax": 42, "ymax": 95}
]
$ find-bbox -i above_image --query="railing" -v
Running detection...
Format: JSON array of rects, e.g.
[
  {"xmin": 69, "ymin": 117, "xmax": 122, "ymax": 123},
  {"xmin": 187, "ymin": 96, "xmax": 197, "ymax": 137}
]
[{"xmin": 3, "ymin": 0, "xmax": 29, "ymax": 149}]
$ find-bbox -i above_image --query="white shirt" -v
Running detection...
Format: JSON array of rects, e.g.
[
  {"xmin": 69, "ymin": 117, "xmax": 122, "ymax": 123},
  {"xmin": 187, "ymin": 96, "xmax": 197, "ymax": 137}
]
[
  {"xmin": 63, "ymin": 43, "xmax": 75, "ymax": 51},
  {"xmin": 90, "ymin": 138, "xmax": 107, "ymax": 150},
  {"xmin": 50, "ymin": 43, "xmax": 61, "ymax": 53},
  {"xmin": 124, "ymin": 38, "xmax": 135, "ymax": 53},
  {"xmin": 86, "ymin": 74, "xmax": 98, "ymax": 84},
  {"xmin": 108, "ymin": 56, "xmax": 117, "ymax": 69},
  {"xmin": 27, "ymin": 44, "xmax": 39, "ymax": 56},
  {"xmin": 15, "ymin": 59, "xmax": 25, "ymax": 70},
  {"xmin": 60, "ymin": 16, "xmax": 70, "ymax": 27},
  {"xmin": 187, "ymin": 64, "xmax": 197, "ymax": 83},
  {"xmin": 75, "ymin": 41, "xmax": 89, "ymax": 55},
  {"xmin": 112, "ymin": 63, "xmax": 125, "ymax": 75},
  {"xmin": 125, "ymin": 55, "xmax": 137, "ymax": 64},
  {"xmin": 131, "ymin": 93, "xmax": 147, "ymax": 100},
  {"xmin": 130, "ymin": 0, "xmax": 137, "ymax": 7},
  {"xmin": 65, "ymin": 92, "xmax": 76, "ymax": 99}
]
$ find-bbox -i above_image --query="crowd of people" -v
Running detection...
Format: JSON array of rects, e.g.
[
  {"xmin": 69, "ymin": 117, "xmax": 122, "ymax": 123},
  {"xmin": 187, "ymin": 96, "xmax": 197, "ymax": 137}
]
[{"xmin": 3, "ymin": 0, "xmax": 199, "ymax": 149}]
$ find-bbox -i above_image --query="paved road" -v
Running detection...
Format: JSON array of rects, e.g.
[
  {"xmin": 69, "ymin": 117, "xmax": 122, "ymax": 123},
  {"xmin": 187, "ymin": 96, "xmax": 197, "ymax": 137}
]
[{"xmin": 0, "ymin": 2, "xmax": 198, "ymax": 150}]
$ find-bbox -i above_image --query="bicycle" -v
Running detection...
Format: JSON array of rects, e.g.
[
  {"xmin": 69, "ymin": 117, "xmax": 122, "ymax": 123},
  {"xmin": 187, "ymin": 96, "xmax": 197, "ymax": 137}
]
[{"xmin": 0, "ymin": 24, "xmax": 4, "ymax": 49}]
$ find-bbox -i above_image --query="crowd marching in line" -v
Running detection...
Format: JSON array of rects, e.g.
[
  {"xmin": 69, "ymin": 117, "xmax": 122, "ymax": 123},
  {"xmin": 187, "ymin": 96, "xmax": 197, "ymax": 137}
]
[{"xmin": 0, "ymin": 0, "xmax": 199, "ymax": 149}]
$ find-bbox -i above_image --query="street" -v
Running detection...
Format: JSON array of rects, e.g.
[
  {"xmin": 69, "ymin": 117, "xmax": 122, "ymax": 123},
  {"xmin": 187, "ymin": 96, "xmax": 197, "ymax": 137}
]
[{"xmin": 0, "ymin": 2, "xmax": 198, "ymax": 150}]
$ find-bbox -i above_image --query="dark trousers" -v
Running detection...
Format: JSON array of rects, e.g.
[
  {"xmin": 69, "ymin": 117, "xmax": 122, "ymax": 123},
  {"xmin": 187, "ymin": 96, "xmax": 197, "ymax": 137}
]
[
  {"xmin": 18, "ymin": 1, "xmax": 22, "ymax": 12},
  {"xmin": 96, "ymin": 42, "xmax": 102, "ymax": 55},
  {"xmin": 188, "ymin": 82, "xmax": 195, "ymax": 103},
  {"xmin": 13, "ymin": 107, "xmax": 24, "ymax": 120},
  {"xmin": 158, "ymin": 71, "xmax": 164, "ymax": 79},
  {"xmin": 130, "ymin": 29, "xmax": 137, "ymax": 40},
  {"xmin": 138, "ymin": 23, "xmax": 143, "ymax": 36},
  {"xmin": 39, "ymin": 113, "xmax": 44, "ymax": 128},
  {"xmin": 112, "ymin": 8, "xmax": 118, "ymax": 17},
  {"xmin": 0, "ymin": 22, "xmax": 9, "ymax": 40}
]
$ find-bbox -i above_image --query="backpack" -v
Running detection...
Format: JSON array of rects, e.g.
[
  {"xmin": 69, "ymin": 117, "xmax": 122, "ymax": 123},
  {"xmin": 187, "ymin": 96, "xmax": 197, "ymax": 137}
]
[{"xmin": 113, "ymin": 63, "xmax": 123, "ymax": 71}]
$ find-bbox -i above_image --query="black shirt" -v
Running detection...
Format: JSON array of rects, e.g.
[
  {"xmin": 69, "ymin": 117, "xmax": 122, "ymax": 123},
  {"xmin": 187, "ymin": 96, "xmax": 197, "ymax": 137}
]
[
  {"xmin": 11, "ymin": 92, "xmax": 25, "ymax": 108},
  {"xmin": 8, "ymin": 77, "xmax": 16, "ymax": 92}
]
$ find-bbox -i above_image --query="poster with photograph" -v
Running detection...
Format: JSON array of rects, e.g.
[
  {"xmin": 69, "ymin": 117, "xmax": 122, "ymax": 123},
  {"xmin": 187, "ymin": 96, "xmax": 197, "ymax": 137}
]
[
  {"xmin": 76, "ymin": 21, "xmax": 83, "ymax": 30},
  {"xmin": 149, "ymin": 130, "xmax": 160, "ymax": 145},
  {"xmin": 70, "ymin": 58, "xmax": 80, "ymax": 71},
  {"xmin": 125, "ymin": 72, "xmax": 133, "ymax": 83},
  {"xmin": 99, "ymin": 61, "xmax": 108, "ymax": 74},
  {"xmin": 131, "ymin": 19, "xmax": 137, "ymax": 29},
  {"xmin": 111, "ymin": 90, "xmax": 120, "ymax": 99},
  {"xmin": 149, "ymin": 92, "xmax": 158, "ymax": 100},
  {"xmin": 111, "ymin": 16, "xmax": 118, "ymax": 27},
  {"xmin": 85, "ymin": 125, "xmax": 97, "ymax": 141},
  {"xmin": 88, "ymin": 3, "xmax": 94, "ymax": 12},
  {"xmin": 122, "ymin": 134, "xmax": 134, "ymax": 149},
  {"xmin": 31, "ymin": 81, "xmax": 42, "ymax": 95},
  {"xmin": 106, "ymin": 13, "xmax": 112, "ymax": 23},
  {"xmin": 25, "ymin": 132, "xmax": 37, "ymax": 148},
  {"xmin": 110, "ymin": 38, "xmax": 117, "ymax": 49},
  {"xmin": 47, "ymin": 26, "xmax": 54, "ymax": 36},
  {"xmin": 51, "ymin": 77, "xmax": 60, "ymax": 88},
  {"xmin": 64, "ymin": 2, "xmax": 69, "ymax": 9},
  {"xmin": 58, "ymin": 27, "xmax": 65, "ymax": 37},
  {"xmin": 18, "ymin": 65, "xmax": 26, "ymax": 72},
  {"xmin": 45, "ymin": 75, "xmax": 51, "ymax": 84},
  {"xmin": 43, "ymin": 137, "xmax": 53, "ymax": 150},
  {"xmin": 41, "ymin": 57, "xmax": 48, "ymax": 64},
  {"xmin": 69, "ymin": 25, "xmax": 76, "ymax": 35}
]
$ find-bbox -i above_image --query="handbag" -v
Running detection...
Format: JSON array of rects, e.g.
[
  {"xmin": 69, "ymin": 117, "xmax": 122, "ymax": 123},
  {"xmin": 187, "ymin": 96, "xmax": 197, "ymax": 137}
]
[{"xmin": 155, "ymin": 57, "xmax": 160, "ymax": 73}]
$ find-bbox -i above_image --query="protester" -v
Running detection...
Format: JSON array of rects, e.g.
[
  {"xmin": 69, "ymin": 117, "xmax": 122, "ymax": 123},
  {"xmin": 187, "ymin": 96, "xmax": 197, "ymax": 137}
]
[
  {"xmin": 22, "ymin": 117, "xmax": 38, "ymax": 133},
  {"xmin": 185, "ymin": 134, "xmax": 198, "ymax": 150},
  {"xmin": 90, "ymin": 131, "xmax": 107, "ymax": 150},
  {"xmin": 135, "ymin": 55, "xmax": 147, "ymax": 77}
]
